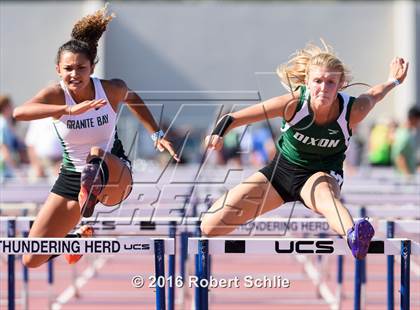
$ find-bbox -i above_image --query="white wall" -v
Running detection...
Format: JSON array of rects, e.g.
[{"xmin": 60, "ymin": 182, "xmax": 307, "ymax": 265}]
[
  {"xmin": 0, "ymin": 2, "xmax": 84, "ymax": 105},
  {"xmin": 104, "ymin": 0, "xmax": 405, "ymax": 140}
]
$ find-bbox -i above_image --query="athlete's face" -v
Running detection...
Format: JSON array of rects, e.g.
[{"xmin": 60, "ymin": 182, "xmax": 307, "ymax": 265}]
[
  {"xmin": 307, "ymin": 66, "xmax": 343, "ymax": 107},
  {"xmin": 56, "ymin": 52, "xmax": 94, "ymax": 93}
]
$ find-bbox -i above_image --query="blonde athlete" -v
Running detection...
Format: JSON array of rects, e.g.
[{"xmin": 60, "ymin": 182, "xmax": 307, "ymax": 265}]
[
  {"xmin": 14, "ymin": 7, "xmax": 179, "ymax": 268},
  {"xmin": 201, "ymin": 42, "xmax": 408, "ymax": 259}
]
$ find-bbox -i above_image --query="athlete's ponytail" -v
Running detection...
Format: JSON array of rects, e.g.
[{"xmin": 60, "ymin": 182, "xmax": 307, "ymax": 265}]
[
  {"xmin": 276, "ymin": 40, "xmax": 353, "ymax": 91},
  {"xmin": 56, "ymin": 4, "xmax": 115, "ymax": 65}
]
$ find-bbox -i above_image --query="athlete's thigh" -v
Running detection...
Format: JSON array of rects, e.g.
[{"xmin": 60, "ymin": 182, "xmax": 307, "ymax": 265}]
[
  {"xmin": 203, "ymin": 171, "xmax": 285, "ymax": 227},
  {"xmin": 299, "ymin": 171, "xmax": 341, "ymax": 212},
  {"xmin": 99, "ymin": 152, "xmax": 132, "ymax": 206},
  {"xmin": 28, "ymin": 193, "xmax": 81, "ymax": 238}
]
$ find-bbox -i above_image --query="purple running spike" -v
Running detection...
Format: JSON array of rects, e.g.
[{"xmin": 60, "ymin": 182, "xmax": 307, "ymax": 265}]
[{"xmin": 347, "ymin": 219, "xmax": 375, "ymax": 260}]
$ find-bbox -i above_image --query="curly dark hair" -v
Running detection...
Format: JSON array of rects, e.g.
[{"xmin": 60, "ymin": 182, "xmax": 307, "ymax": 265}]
[{"xmin": 56, "ymin": 5, "xmax": 115, "ymax": 65}]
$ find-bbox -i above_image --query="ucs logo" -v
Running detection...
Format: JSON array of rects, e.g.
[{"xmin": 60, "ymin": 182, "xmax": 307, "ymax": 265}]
[
  {"xmin": 79, "ymin": 220, "xmax": 116, "ymax": 230},
  {"xmin": 124, "ymin": 243, "xmax": 151, "ymax": 251},
  {"xmin": 275, "ymin": 240, "xmax": 334, "ymax": 254}
]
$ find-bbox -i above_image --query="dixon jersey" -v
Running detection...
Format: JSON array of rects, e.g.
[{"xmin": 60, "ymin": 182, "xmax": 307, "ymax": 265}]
[{"xmin": 277, "ymin": 85, "xmax": 355, "ymax": 171}]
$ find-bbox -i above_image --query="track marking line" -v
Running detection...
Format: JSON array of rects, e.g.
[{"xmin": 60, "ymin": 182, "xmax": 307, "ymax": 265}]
[
  {"xmin": 296, "ymin": 255, "xmax": 338, "ymax": 310},
  {"xmin": 51, "ymin": 256, "xmax": 108, "ymax": 310}
]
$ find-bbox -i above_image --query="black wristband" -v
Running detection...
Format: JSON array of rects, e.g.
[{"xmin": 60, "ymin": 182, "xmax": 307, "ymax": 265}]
[{"xmin": 211, "ymin": 114, "xmax": 234, "ymax": 137}]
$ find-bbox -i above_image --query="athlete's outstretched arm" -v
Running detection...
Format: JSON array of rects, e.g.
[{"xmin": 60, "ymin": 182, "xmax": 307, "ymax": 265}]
[
  {"xmin": 229, "ymin": 91, "xmax": 299, "ymax": 130},
  {"xmin": 350, "ymin": 57, "xmax": 409, "ymax": 127},
  {"xmin": 13, "ymin": 86, "xmax": 106, "ymax": 121},
  {"xmin": 111, "ymin": 79, "xmax": 179, "ymax": 161},
  {"xmin": 205, "ymin": 90, "xmax": 299, "ymax": 150}
]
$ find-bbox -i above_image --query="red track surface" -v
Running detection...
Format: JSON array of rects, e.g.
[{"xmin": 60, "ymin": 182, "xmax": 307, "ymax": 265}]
[{"xmin": 2, "ymin": 250, "xmax": 419, "ymax": 309}]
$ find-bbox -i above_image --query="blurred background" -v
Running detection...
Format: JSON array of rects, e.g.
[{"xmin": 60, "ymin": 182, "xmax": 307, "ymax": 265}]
[
  {"xmin": 1, "ymin": 0, "xmax": 419, "ymax": 181},
  {"xmin": 1, "ymin": 2, "xmax": 419, "ymax": 310}
]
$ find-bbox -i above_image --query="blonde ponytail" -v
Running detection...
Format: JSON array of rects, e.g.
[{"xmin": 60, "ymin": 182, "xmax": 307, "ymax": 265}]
[{"xmin": 277, "ymin": 40, "xmax": 352, "ymax": 91}]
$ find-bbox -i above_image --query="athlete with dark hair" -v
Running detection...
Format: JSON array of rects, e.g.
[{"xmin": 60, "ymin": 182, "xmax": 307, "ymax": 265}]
[{"xmin": 13, "ymin": 6, "xmax": 179, "ymax": 267}]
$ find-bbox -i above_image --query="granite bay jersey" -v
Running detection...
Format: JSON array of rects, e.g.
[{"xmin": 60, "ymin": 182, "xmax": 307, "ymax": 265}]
[
  {"xmin": 277, "ymin": 85, "xmax": 355, "ymax": 171},
  {"xmin": 53, "ymin": 77, "xmax": 117, "ymax": 172}
]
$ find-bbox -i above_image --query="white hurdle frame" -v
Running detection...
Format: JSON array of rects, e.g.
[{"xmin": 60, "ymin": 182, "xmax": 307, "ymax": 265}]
[
  {"xmin": 1, "ymin": 218, "xmax": 175, "ymax": 310},
  {"xmin": 189, "ymin": 237, "xmax": 419, "ymax": 310},
  {"xmin": 3, "ymin": 216, "xmax": 419, "ymax": 309}
]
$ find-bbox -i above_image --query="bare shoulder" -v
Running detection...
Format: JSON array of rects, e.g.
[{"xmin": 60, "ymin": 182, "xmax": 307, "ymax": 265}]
[
  {"xmin": 348, "ymin": 94, "xmax": 372, "ymax": 128},
  {"xmin": 102, "ymin": 79, "xmax": 128, "ymax": 94},
  {"xmin": 101, "ymin": 79, "xmax": 129, "ymax": 104},
  {"xmin": 31, "ymin": 83, "xmax": 65, "ymax": 105},
  {"xmin": 262, "ymin": 90, "xmax": 300, "ymax": 119}
]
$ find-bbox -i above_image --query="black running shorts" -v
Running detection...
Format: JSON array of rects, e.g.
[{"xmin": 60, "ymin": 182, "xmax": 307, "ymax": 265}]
[
  {"xmin": 51, "ymin": 168, "xmax": 81, "ymax": 201},
  {"xmin": 259, "ymin": 152, "xmax": 344, "ymax": 205},
  {"xmin": 51, "ymin": 157, "xmax": 132, "ymax": 201}
]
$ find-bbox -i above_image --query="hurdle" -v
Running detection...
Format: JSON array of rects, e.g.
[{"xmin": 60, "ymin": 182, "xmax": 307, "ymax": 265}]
[
  {"xmin": 0, "ymin": 217, "xmax": 418, "ymax": 305},
  {"xmin": 2, "ymin": 216, "xmax": 418, "ymax": 309},
  {"xmin": 377, "ymin": 219, "xmax": 420, "ymax": 310},
  {"xmin": 1, "ymin": 217, "xmax": 179, "ymax": 310},
  {"xmin": 189, "ymin": 237, "xmax": 419, "ymax": 310},
  {"xmin": 1, "ymin": 217, "xmax": 65, "ymax": 310},
  {"xmin": 54, "ymin": 215, "xmax": 417, "ymax": 308},
  {"xmin": 1, "ymin": 226, "xmax": 175, "ymax": 310},
  {"xmin": 2, "ymin": 216, "xmax": 185, "ymax": 309},
  {"xmin": 4, "ymin": 215, "xmax": 419, "ymax": 238}
]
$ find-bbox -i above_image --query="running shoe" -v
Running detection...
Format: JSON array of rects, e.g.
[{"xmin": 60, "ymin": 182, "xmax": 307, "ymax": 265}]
[
  {"xmin": 78, "ymin": 163, "xmax": 102, "ymax": 217},
  {"xmin": 64, "ymin": 225, "xmax": 94, "ymax": 264},
  {"xmin": 346, "ymin": 218, "xmax": 375, "ymax": 260}
]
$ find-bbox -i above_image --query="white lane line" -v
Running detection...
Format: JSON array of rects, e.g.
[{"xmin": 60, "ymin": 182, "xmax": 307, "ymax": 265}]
[
  {"xmin": 296, "ymin": 255, "xmax": 338, "ymax": 310},
  {"xmin": 51, "ymin": 256, "xmax": 108, "ymax": 310}
]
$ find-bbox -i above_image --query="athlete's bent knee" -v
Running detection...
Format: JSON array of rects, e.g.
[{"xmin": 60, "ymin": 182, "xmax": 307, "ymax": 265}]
[
  {"xmin": 22, "ymin": 254, "xmax": 47, "ymax": 268},
  {"xmin": 201, "ymin": 224, "xmax": 222, "ymax": 237},
  {"xmin": 200, "ymin": 217, "xmax": 218, "ymax": 237},
  {"xmin": 200, "ymin": 218, "xmax": 232, "ymax": 237}
]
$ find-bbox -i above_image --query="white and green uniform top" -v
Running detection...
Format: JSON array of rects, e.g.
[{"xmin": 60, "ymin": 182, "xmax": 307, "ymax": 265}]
[
  {"xmin": 278, "ymin": 85, "xmax": 355, "ymax": 171},
  {"xmin": 53, "ymin": 77, "xmax": 117, "ymax": 172}
]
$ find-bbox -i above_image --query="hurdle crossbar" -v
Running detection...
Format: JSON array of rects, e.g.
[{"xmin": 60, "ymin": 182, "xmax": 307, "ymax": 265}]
[
  {"xmin": 0, "ymin": 216, "xmax": 187, "ymax": 236},
  {"xmin": 4, "ymin": 217, "xmax": 420, "ymax": 238},
  {"xmin": 0, "ymin": 216, "xmax": 372, "ymax": 236},
  {"xmin": 0, "ymin": 237, "xmax": 175, "ymax": 255},
  {"xmin": 2, "ymin": 235, "xmax": 175, "ymax": 310},
  {"xmin": 188, "ymin": 237, "xmax": 416, "ymax": 256},
  {"xmin": 189, "ymin": 238, "xmax": 417, "ymax": 310},
  {"xmin": 378, "ymin": 219, "xmax": 420, "ymax": 235}
]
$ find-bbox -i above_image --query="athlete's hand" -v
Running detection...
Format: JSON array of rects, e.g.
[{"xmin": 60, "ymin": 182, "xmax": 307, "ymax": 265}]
[
  {"xmin": 205, "ymin": 135, "xmax": 224, "ymax": 151},
  {"xmin": 155, "ymin": 138, "xmax": 180, "ymax": 162},
  {"xmin": 65, "ymin": 99, "xmax": 107, "ymax": 116},
  {"xmin": 388, "ymin": 57, "xmax": 409, "ymax": 84}
]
